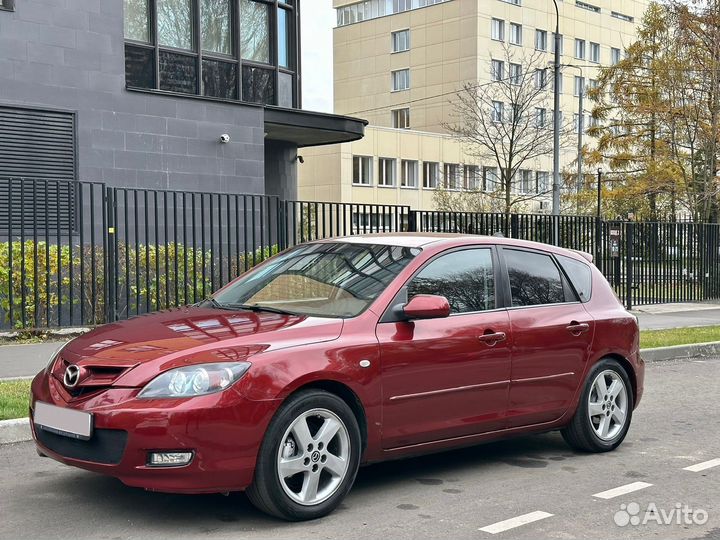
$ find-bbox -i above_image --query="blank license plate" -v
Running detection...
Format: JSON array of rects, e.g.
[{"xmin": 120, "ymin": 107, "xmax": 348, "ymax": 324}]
[{"xmin": 34, "ymin": 402, "xmax": 92, "ymax": 440}]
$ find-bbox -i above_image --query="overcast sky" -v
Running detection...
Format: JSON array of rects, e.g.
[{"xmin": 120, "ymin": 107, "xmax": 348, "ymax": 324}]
[{"xmin": 300, "ymin": 0, "xmax": 335, "ymax": 113}]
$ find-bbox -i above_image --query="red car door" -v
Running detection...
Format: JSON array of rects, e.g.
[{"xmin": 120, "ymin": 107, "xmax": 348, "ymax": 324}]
[
  {"xmin": 377, "ymin": 247, "xmax": 512, "ymax": 449},
  {"xmin": 500, "ymin": 247, "xmax": 595, "ymax": 428}
]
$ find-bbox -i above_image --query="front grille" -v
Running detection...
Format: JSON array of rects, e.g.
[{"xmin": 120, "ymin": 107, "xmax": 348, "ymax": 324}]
[
  {"xmin": 53, "ymin": 357, "xmax": 131, "ymax": 399},
  {"xmin": 36, "ymin": 427, "xmax": 128, "ymax": 465}
]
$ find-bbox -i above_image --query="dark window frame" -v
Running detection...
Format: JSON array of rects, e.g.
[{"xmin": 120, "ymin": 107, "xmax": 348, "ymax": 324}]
[
  {"xmin": 498, "ymin": 246, "xmax": 579, "ymax": 309},
  {"xmin": 123, "ymin": 0, "xmax": 299, "ymax": 107},
  {"xmin": 380, "ymin": 246, "xmax": 504, "ymax": 322},
  {"xmin": 0, "ymin": 0, "xmax": 15, "ymax": 12}
]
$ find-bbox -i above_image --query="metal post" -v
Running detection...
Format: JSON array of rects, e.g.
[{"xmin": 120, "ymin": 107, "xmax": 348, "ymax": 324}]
[
  {"xmin": 552, "ymin": 0, "xmax": 561, "ymax": 245},
  {"xmin": 595, "ymin": 168, "xmax": 602, "ymax": 263},
  {"xmin": 577, "ymin": 84, "xmax": 584, "ymax": 213}
]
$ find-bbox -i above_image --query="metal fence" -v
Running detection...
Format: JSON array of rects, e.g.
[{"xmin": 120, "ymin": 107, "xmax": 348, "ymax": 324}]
[{"xmin": 1, "ymin": 177, "xmax": 719, "ymax": 330}]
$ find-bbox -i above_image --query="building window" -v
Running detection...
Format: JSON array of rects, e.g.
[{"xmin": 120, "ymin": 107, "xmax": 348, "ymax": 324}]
[
  {"xmin": 464, "ymin": 165, "xmax": 481, "ymax": 190},
  {"xmin": 535, "ymin": 68, "xmax": 547, "ymax": 89},
  {"xmin": 509, "ymin": 63, "xmax": 522, "ymax": 85},
  {"xmin": 574, "ymin": 75, "xmax": 585, "ymax": 97},
  {"xmin": 337, "ymin": 0, "xmax": 450, "ymax": 26},
  {"xmin": 552, "ymin": 33, "xmax": 563, "ymax": 55},
  {"xmin": 492, "ymin": 101, "xmax": 504, "ymax": 123},
  {"xmin": 123, "ymin": 0, "xmax": 297, "ymax": 106},
  {"xmin": 611, "ymin": 47, "xmax": 622, "ymax": 65},
  {"xmin": 423, "ymin": 161, "xmax": 440, "ymax": 189},
  {"xmin": 401, "ymin": 160, "xmax": 418, "ymax": 188},
  {"xmin": 611, "ymin": 11, "xmax": 634, "ymax": 23},
  {"xmin": 491, "ymin": 18, "xmax": 505, "ymax": 41},
  {"xmin": 537, "ymin": 171, "xmax": 549, "ymax": 193},
  {"xmin": 0, "ymin": 0, "xmax": 15, "ymax": 9},
  {"xmin": 588, "ymin": 78, "xmax": 598, "ymax": 89},
  {"xmin": 491, "ymin": 60, "xmax": 505, "ymax": 82},
  {"xmin": 575, "ymin": 38, "xmax": 586, "ymax": 60},
  {"xmin": 484, "ymin": 167, "xmax": 499, "ymax": 191},
  {"xmin": 392, "ymin": 68, "xmax": 410, "ymax": 91},
  {"xmin": 124, "ymin": 0, "xmax": 151, "ymax": 42},
  {"xmin": 535, "ymin": 29, "xmax": 547, "ymax": 51},
  {"xmin": 576, "ymin": 1, "xmax": 600, "ymax": 13},
  {"xmin": 392, "ymin": 29, "xmax": 410, "ymax": 52},
  {"xmin": 277, "ymin": 4, "xmax": 293, "ymax": 69},
  {"xmin": 509, "ymin": 23, "xmax": 522, "ymax": 46},
  {"xmin": 379, "ymin": 158, "xmax": 396, "ymax": 187},
  {"xmin": 353, "ymin": 156, "xmax": 373, "ymax": 185},
  {"xmin": 536, "ymin": 107, "xmax": 547, "ymax": 128},
  {"xmin": 517, "ymin": 170, "xmax": 532, "ymax": 194},
  {"xmin": 589, "ymin": 42, "xmax": 600, "ymax": 63},
  {"xmin": 444, "ymin": 163, "xmax": 460, "ymax": 190},
  {"xmin": 392, "ymin": 108, "xmax": 410, "ymax": 129}
]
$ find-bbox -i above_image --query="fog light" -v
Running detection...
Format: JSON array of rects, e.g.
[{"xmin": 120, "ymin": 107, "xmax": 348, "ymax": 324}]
[{"xmin": 148, "ymin": 451, "xmax": 193, "ymax": 467}]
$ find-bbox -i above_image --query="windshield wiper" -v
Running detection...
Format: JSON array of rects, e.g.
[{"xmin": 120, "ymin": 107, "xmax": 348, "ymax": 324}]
[{"xmin": 209, "ymin": 301, "xmax": 298, "ymax": 316}]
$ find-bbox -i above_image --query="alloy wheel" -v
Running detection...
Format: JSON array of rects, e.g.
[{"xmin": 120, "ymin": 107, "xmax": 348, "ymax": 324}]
[
  {"xmin": 276, "ymin": 408, "xmax": 351, "ymax": 506},
  {"xmin": 588, "ymin": 369, "xmax": 628, "ymax": 441}
]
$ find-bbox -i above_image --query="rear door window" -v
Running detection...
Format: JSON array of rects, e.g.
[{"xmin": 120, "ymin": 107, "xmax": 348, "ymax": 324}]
[{"xmin": 504, "ymin": 249, "xmax": 566, "ymax": 307}]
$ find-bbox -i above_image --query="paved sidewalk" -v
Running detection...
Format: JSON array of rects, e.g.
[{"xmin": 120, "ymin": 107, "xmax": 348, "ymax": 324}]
[
  {"xmin": 633, "ymin": 304, "xmax": 720, "ymax": 330},
  {"xmin": 0, "ymin": 341, "xmax": 67, "ymax": 380}
]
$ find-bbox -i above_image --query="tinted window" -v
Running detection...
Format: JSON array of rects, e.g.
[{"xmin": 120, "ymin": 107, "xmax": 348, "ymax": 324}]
[
  {"xmin": 504, "ymin": 249, "xmax": 565, "ymax": 307},
  {"xmin": 408, "ymin": 249, "xmax": 495, "ymax": 314},
  {"xmin": 557, "ymin": 254, "xmax": 592, "ymax": 302},
  {"xmin": 213, "ymin": 243, "xmax": 420, "ymax": 318}
]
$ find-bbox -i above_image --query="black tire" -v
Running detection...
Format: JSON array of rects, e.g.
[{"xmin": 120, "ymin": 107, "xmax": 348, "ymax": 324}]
[
  {"xmin": 561, "ymin": 358, "xmax": 634, "ymax": 453},
  {"xmin": 246, "ymin": 389, "xmax": 362, "ymax": 521}
]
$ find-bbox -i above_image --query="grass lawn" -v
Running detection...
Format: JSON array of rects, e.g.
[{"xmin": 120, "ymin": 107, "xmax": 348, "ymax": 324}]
[
  {"xmin": 0, "ymin": 379, "xmax": 31, "ymax": 421},
  {"xmin": 640, "ymin": 325, "xmax": 720, "ymax": 349}
]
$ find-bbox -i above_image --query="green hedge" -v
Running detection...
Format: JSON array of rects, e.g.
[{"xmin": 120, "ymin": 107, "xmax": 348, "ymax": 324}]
[{"xmin": 0, "ymin": 241, "xmax": 279, "ymax": 329}]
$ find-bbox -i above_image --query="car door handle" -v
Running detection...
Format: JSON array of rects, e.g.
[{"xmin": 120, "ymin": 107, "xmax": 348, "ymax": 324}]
[
  {"xmin": 566, "ymin": 322, "xmax": 590, "ymax": 335},
  {"xmin": 478, "ymin": 332, "xmax": 507, "ymax": 346}
]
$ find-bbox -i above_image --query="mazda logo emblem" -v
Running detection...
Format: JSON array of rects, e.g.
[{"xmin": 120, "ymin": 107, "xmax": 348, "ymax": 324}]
[{"xmin": 63, "ymin": 365, "xmax": 81, "ymax": 388}]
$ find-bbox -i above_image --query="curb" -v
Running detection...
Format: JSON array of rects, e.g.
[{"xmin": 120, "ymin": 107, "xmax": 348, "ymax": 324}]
[
  {"xmin": 2, "ymin": 342, "xmax": 719, "ymax": 446},
  {"xmin": 641, "ymin": 341, "xmax": 720, "ymax": 363},
  {"xmin": 0, "ymin": 418, "xmax": 30, "ymax": 445}
]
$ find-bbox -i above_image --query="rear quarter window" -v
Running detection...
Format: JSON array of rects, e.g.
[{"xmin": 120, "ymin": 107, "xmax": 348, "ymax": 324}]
[{"xmin": 556, "ymin": 255, "xmax": 593, "ymax": 302}]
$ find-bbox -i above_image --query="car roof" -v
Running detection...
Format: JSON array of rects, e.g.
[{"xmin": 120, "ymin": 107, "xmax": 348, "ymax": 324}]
[{"xmin": 318, "ymin": 233, "xmax": 593, "ymax": 262}]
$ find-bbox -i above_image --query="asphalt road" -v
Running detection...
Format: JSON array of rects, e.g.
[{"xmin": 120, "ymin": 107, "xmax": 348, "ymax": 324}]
[{"xmin": 1, "ymin": 358, "xmax": 719, "ymax": 540}]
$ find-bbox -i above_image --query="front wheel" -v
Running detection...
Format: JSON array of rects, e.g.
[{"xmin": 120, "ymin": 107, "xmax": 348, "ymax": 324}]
[
  {"xmin": 246, "ymin": 389, "xmax": 361, "ymax": 521},
  {"xmin": 561, "ymin": 358, "xmax": 634, "ymax": 453}
]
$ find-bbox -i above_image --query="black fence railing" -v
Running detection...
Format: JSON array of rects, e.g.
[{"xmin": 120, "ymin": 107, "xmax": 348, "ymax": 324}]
[{"xmin": 1, "ymin": 177, "xmax": 719, "ymax": 330}]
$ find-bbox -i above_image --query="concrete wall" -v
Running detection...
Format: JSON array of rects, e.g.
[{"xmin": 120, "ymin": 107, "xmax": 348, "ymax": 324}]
[{"xmin": 0, "ymin": 0, "xmax": 266, "ymax": 194}]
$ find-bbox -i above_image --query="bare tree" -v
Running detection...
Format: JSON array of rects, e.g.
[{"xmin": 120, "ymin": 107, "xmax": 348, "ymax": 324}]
[{"xmin": 443, "ymin": 46, "xmax": 571, "ymax": 220}]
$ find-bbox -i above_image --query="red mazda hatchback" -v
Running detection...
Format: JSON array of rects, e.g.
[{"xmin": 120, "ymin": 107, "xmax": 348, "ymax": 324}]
[{"xmin": 30, "ymin": 234, "xmax": 643, "ymax": 520}]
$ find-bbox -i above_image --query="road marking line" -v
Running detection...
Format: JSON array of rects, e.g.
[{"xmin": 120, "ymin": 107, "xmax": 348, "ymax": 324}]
[
  {"xmin": 684, "ymin": 458, "xmax": 720, "ymax": 472},
  {"xmin": 592, "ymin": 482, "xmax": 653, "ymax": 499},
  {"xmin": 478, "ymin": 511, "xmax": 553, "ymax": 534}
]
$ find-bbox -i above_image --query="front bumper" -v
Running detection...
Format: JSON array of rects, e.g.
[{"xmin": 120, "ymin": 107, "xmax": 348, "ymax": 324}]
[{"xmin": 30, "ymin": 372, "xmax": 281, "ymax": 494}]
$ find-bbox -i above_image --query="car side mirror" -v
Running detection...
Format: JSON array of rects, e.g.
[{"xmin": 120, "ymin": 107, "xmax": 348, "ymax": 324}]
[{"xmin": 400, "ymin": 294, "xmax": 451, "ymax": 320}]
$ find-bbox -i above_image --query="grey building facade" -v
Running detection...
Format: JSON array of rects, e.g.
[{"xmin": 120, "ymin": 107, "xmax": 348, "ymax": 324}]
[{"xmin": 0, "ymin": 0, "xmax": 364, "ymax": 200}]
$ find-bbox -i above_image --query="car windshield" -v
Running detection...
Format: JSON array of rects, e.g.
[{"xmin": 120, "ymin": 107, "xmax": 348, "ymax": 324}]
[{"xmin": 212, "ymin": 242, "xmax": 421, "ymax": 318}]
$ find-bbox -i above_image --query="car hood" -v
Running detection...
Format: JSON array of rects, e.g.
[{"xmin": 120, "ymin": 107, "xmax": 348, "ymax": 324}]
[{"xmin": 52, "ymin": 306, "xmax": 344, "ymax": 390}]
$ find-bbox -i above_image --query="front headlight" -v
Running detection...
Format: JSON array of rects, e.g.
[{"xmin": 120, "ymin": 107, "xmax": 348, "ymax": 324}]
[{"xmin": 137, "ymin": 362, "xmax": 251, "ymax": 399}]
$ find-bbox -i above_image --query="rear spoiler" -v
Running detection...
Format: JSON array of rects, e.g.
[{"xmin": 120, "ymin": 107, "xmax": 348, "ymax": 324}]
[{"xmin": 571, "ymin": 249, "xmax": 594, "ymax": 264}]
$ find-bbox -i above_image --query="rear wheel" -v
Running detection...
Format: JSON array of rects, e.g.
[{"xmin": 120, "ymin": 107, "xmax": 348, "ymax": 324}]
[
  {"xmin": 246, "ymin": 390, "xmax": 361, "ymax": 521},
  {"xmin": 561, "ymin": 359, "xmax": 634, "ymax": 452}
]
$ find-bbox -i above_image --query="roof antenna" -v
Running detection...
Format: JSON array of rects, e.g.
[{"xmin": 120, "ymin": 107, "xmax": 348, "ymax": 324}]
[{"xmin": 493, "ymin": 231, "xmax": 505, "ymax": 237}]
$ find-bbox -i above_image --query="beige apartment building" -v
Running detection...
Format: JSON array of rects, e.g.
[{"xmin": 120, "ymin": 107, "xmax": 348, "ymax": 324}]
[{"xmin": 299, "ymin": 0, "xmax": 649, "ymax": 212}]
